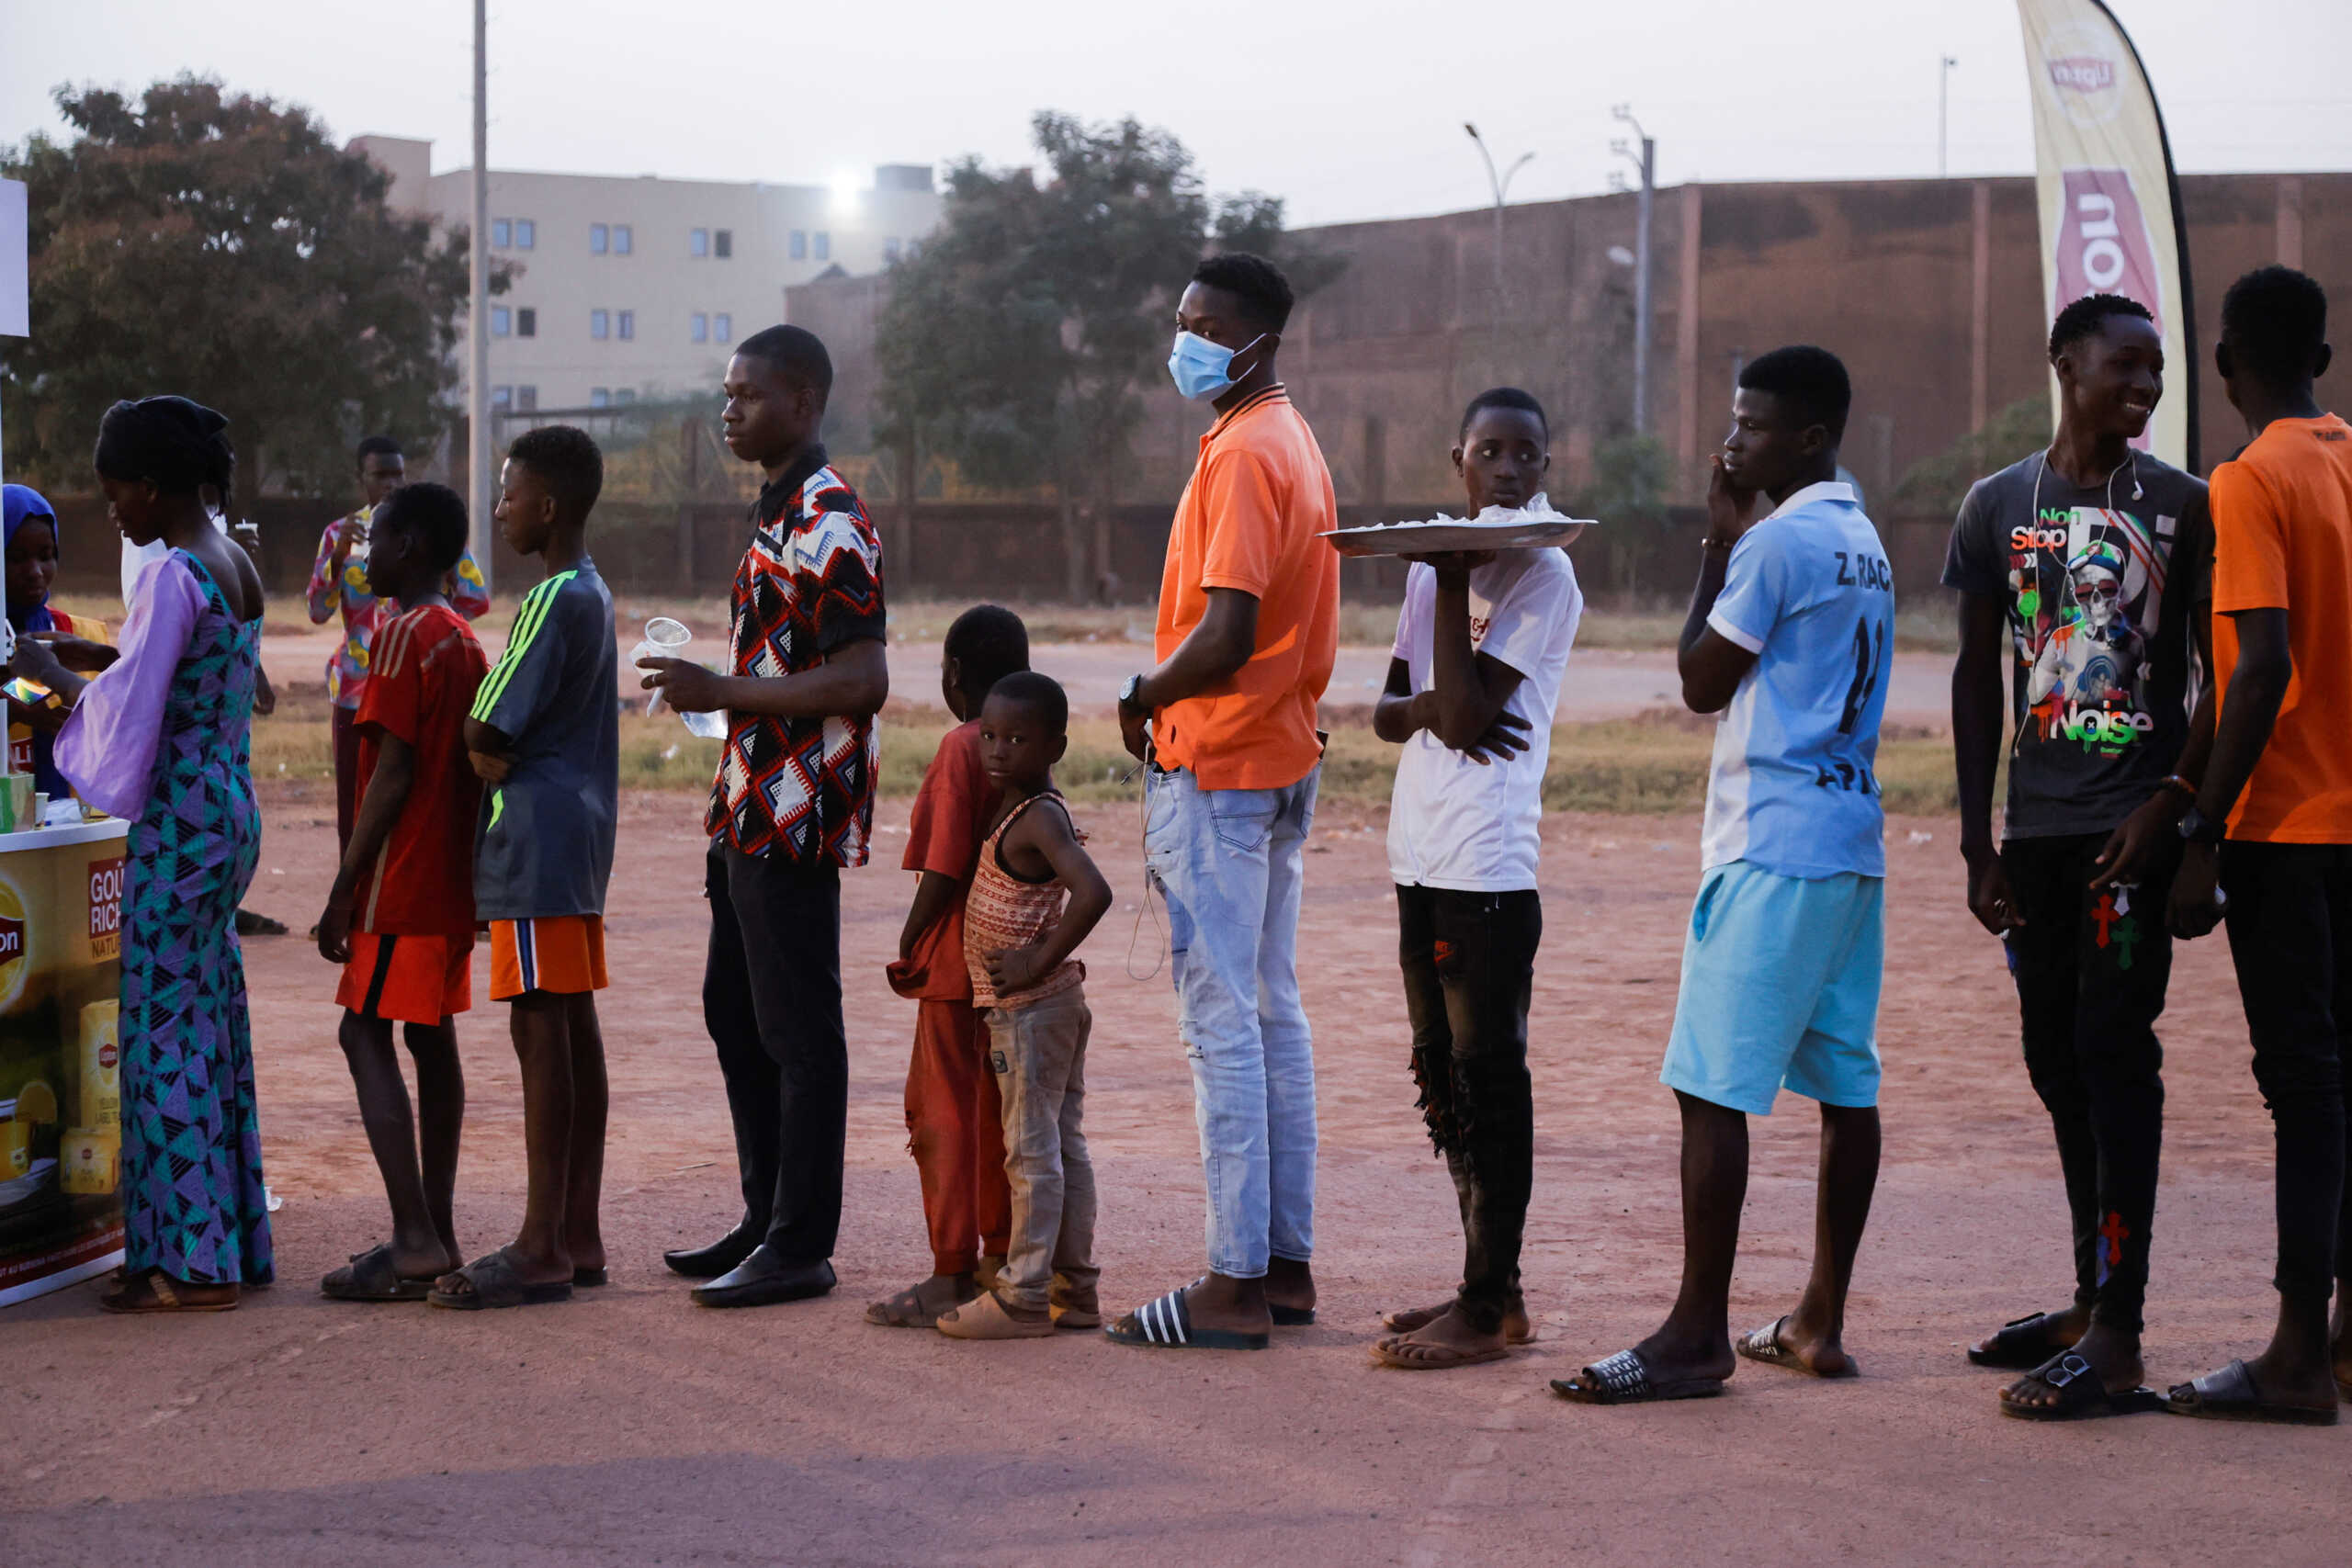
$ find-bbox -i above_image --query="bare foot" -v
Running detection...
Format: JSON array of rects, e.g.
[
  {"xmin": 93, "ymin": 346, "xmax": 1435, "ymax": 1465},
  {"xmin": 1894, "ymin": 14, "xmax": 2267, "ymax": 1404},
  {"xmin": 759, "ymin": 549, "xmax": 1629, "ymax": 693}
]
[
  {"xmin": 1371, "ymin": 1303, "xmax": 1510, "ymax": 1369},
  {"xmin": 1999, "ymin": 1324, "xmax": 2141, "ymax": 1413},
  {"xmin": 1384, "ymin": 1296, "xmax": 1534, "ymax": 1344},
  {"xmin": 2242, "ymin": 1345, "xmax": 2344, "ymax": 1416}
]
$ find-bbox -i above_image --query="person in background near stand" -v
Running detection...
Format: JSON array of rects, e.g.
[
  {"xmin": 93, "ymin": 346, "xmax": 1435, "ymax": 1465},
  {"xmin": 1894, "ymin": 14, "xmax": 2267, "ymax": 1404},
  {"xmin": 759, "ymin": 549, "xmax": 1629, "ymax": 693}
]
[
  {"xmin": 1945, "ymin": 293, "xmax": 2211, "ymax": 1419},
  {"xmin": 1555, "ymin": 347, "xmax": 1890, "ymax": 1405},
  {"xmin": 4, "ymin": 483, "xmax": 116, "ymax": 804},
  {"xmin": 869, "ymin": 604, "xmax": 1028, "ymax": 1327},
  {"xmin": 644, "ymin": 324, "xmax": 888, "ymax": 1310},
  {"xmin": 1108, "ymin": 253, "xmax": 1339, "ymax": 1352},
  {"xmin": 308, "ymin": 435, "xmax": 488, "ymax": 850},
  {"xmin": 1370, "ymin": 388, "xmax": 1582, "ymax": 1371},
  {"xmin": 21, "ymin": 396, "xmax": 271, "ymax": 1313},
  {"xmin": 2165, "ymin": 266, "xmax": 2352, "ymax": 1427}
]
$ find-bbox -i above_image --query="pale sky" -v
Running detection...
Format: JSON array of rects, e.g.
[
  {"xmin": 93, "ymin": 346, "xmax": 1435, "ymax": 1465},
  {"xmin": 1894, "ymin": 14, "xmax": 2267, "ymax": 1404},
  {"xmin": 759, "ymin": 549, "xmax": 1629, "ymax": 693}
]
[{"xmin": 6, "ymin": 0, "xmax": 2346, "ymax": 226}]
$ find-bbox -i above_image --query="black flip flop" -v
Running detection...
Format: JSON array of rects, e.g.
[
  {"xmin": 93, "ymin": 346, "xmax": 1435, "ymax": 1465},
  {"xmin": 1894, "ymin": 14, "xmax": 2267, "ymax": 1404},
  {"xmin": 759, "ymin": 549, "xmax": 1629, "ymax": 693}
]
[
  {"xmin": 1998, "ymin": 1351, "xmax": 2165, "ymax": 1421},
  {"xmin": 1968, "ymin": 1310, "xmax": 2078, "ymax": 1369},
  {"xmin": 427, "ymin": 1249, "xmax": 574, "ymax": 1312},
  {"xmin": 1550, "ymin": 1348, "xmax": 1724, "ymax": 1405},
  {"xmin": 321, "ymin": 1245, "xmax": 434, "ymax": 1303},
  {"xmin": 573, "ymin": 1266, "xmax": 609, "ymax": 1287},
  {"xmin": 1271, "ymin": 1303, "xmax": 1316, "ymax": 1326},
  {"xmin": 1736, "ymin": 1314, "xmax": 1859, "ymax": 1379},
  {"xmin": 1103, "ymin": 1280, "xmax": 1268, "ymax": 1350},
  {"xmin": 2166, "ymin": 1359, "xmax": 2340, "ymax": 1427}
]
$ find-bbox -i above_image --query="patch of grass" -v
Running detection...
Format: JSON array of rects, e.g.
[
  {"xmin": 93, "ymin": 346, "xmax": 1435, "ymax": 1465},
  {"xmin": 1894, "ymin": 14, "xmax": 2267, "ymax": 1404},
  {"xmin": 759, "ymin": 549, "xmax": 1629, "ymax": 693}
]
[{"xmin": 248, "ymin": 703, "xmax": 1960, "ymax": 817}]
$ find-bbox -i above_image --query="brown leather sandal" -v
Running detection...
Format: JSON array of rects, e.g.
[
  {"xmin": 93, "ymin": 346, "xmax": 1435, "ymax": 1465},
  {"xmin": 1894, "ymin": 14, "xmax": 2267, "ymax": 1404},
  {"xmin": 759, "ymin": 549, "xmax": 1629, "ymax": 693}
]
[{"xmin": 100, "ymin": 1267, "xmax": 240, "ymax": 1314}]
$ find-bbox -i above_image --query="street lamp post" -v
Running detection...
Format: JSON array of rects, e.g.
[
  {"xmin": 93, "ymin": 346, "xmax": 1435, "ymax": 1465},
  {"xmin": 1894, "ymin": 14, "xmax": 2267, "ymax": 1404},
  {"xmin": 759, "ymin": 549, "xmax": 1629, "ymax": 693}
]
[
  {"xmin": 1610, "ymin": 106, "xmax": 1656, "ymax": 438},
  {"xmin": 1939, "ymin": 54, "xmax": 1959, "ymax": 179},
  {"xmin": 469, "ymin": 0, "xmax": 492, "ymax": 596},
  {"xmin": 1464, "ymin": 123, "xmax": 1533, "ymax": 326}
]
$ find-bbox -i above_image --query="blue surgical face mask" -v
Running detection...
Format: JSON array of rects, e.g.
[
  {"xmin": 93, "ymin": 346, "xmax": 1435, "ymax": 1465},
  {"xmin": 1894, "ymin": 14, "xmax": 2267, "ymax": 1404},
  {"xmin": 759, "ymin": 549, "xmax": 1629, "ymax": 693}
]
[{"xmin": 1167, "ymin": 330, "xmax": 1265, "ymax": 401}]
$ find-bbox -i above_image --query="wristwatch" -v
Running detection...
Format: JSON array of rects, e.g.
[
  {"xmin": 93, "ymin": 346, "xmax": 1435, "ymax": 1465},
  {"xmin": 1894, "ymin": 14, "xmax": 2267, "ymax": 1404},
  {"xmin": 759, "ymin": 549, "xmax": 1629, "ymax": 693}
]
[
  {"xmin": 2177, "ymin": 806, "xmax": 2225, "ymax": 846},
  {"xmin": 1118, "ymin": 672, "xmax": 1148, "ymax": 716}
]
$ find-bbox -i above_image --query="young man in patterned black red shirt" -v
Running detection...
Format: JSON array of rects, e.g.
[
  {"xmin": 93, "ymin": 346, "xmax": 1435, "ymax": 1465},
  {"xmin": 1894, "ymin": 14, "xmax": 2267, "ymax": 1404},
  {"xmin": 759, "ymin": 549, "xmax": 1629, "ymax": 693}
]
[{"xmin": 639, "ymin": 324, "xmax": 889, "ymax": 1308}]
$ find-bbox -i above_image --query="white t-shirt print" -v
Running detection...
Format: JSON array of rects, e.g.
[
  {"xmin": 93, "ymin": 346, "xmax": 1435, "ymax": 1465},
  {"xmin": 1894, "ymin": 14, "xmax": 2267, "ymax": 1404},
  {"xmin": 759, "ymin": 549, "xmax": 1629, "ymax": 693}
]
[{"xmin": 1385, "ymin": 549, "xmax": 1583, "ymax": 892}]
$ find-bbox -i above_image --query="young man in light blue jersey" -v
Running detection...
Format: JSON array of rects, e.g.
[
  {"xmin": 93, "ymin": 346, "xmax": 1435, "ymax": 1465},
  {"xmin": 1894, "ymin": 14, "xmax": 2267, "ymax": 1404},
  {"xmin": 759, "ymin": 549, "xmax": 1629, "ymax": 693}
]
[{"xmin": 1556, "ymin": 345, "xmax": 1893, "ymax": 1405}]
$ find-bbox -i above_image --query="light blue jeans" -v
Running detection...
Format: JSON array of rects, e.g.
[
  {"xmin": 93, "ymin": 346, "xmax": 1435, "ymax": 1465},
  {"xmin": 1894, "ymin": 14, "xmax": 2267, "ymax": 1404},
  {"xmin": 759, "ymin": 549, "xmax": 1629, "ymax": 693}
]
[{"xmin": 1145, "ymin": 762, "xmax": 1319, "ymax": 1280}]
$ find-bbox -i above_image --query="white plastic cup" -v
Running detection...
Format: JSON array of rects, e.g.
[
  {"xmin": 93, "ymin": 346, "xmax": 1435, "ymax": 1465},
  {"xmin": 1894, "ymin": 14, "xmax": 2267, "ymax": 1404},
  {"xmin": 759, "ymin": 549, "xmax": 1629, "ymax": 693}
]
[{"xmin": 631, "ymin": 617, "xmax": 693, "ymax": 717}]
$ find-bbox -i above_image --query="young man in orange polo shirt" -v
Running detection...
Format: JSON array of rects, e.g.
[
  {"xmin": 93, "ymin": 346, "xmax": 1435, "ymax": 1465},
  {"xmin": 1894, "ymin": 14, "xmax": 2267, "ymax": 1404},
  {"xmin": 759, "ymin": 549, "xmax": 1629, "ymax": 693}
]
[
  {"xmin": 2165, "ymin": 266, "xmax": 2352, "ymax": 1425},
  {"xmin": 1108, "ymin": 253, "xmax": 1340, "ymax": 1351}
]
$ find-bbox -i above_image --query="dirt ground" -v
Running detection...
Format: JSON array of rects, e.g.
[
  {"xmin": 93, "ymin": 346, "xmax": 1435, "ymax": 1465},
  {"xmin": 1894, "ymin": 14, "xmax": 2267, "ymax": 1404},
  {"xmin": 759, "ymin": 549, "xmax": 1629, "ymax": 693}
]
[{"xmin": 4, "ymin": 784, "xmax": 2346, "ymax": 1566}]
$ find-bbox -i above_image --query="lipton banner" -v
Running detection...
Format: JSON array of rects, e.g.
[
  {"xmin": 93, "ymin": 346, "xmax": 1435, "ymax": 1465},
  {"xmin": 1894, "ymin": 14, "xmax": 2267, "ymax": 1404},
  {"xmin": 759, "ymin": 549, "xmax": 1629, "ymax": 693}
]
[
  {"xmin": 0, "ymin": 821, "xmax": 132, "ymax": 1306},
  {"xmin": 2016, "ymin": 0, "xmax": 2198, "ymax": 470}
]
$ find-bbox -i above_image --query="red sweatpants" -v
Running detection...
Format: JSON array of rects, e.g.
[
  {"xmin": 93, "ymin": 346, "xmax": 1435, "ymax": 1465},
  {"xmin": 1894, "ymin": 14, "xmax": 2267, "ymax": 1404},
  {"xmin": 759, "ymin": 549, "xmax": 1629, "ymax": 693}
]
[{"xmin": 906, "ymin": 998, "xmax": 1012, "ymax": 1276}]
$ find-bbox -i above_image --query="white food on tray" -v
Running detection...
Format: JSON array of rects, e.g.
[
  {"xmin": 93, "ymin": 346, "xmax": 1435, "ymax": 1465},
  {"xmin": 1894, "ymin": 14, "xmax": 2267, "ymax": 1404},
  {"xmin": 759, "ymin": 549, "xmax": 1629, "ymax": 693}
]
[{"xmin": 1319, "ymin": 492, "xmax": 1599, "ymax": 558}]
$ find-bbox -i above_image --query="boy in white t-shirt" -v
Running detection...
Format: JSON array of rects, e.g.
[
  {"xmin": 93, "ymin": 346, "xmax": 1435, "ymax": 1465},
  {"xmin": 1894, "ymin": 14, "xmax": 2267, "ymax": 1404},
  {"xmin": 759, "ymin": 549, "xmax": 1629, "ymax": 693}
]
[{"xmin": 1369, "ymin": 387, "xmax": 1583, "ymax": 1371}]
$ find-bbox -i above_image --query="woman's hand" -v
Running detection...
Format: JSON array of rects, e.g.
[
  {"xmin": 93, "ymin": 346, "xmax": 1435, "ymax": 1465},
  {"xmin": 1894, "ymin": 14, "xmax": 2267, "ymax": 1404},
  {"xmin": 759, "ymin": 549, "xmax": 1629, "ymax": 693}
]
[{"xmin": 26, "ymin": 633, "xmax": 119, "ymax": 673}]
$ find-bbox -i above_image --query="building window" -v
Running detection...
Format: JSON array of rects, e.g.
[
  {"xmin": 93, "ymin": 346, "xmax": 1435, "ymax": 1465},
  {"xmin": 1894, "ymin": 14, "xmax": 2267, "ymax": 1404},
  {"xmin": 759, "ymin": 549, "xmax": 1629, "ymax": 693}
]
[
  {"xmin": 492, "ymin": 218, "xmax": 510, "ymax": 248},
  {"xmin": 617, "ymin": 310, "xmax": 635, "ymax": 341},
  {"xmin": 515, "ymin": 386, "xmax": 538, "ymax": 412},
  {"xmin": 591, "ymin": 223, "xmax": 608, "ymax": 254},
  {"xmin": 789, "ymin": 229, "xmax": 807, "ymax": 260},
  {"xmin": 614, "ymin": 387, "xmax": 637, "ymax": 407},
  {"xmin": 514, "ymin": 219, "xmax": 536, "ymax": 249},
  {"xmin": 590, "ymin": 388, "xmax": 610, "ymax": 409},
  {"xmin": 813, "ymin": 231, "xmax": 830, "ymax": 261},
  {"xmin": 491, "ymin": 305, "xmax": 512, "ymax": 337},
  {"xmin": 714, "ymin": 229, "xmax": 732, "ymax": 258},
  {"xmin": 492, "ymin": 384, "xmax": 514, "ymax": 411},
  {"xmin": 691, "ymin": 312, "xmax": 707, "ymax": 344},
  {"xmin": 713, "ymin": 312, "xmax": 731, "ymax": 343},
  {"xmin": 516, "ymin": 308, "xmax": 537, "ymax": 338},
  {"xmin": 614, "ymin": 224, "xmax": 632, "ymax": 255},
  {"xmin": 884, "ymin": 237, "xmax": 901, "ymax": 264},
  {"xmin": 690, "ymin": 227, "xmax": 709, "ymax": 257},
  {"xmin": 591, "ymin": 309, "xmax": 609, "ymax": 340}
]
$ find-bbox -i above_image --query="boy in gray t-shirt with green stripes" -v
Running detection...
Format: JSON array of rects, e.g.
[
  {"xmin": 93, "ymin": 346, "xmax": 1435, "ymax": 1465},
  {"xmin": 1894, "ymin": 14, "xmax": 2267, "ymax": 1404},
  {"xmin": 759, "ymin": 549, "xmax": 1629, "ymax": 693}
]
[{"xmin": 434, "ymin": 424, "xmax": 621, "ymax": 1312}]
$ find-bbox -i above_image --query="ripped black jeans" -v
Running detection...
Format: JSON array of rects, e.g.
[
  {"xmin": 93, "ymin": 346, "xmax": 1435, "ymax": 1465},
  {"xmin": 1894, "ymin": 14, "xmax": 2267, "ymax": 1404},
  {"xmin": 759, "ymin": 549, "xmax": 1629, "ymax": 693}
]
[{"xmin": 1396, "ymin": 885, "xmax": 1541, "ymax": 1336}]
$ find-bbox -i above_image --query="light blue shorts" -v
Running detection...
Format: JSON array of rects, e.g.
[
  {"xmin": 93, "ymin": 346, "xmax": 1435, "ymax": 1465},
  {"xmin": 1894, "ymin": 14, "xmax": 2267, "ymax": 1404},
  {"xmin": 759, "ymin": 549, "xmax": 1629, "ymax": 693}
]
[{"xmin": 1659, "ymin": 860, "xmax": 1884, "ymax": 1116}]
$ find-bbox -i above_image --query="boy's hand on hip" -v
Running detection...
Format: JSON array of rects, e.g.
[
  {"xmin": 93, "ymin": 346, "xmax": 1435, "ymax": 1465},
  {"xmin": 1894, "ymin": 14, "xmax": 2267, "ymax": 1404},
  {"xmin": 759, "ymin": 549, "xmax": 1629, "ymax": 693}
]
[
  {"xmin": 639, "ymin": 655, "xmax": 724, "ymax": 714},
  {"xmin": 317, "ymin": 902, "xmax": 353, "ymax": 964},
  {"xmin": 986, "ymin": 944, "xmax": 1045, "ymax": 993},
  {"xmin": 468, "ymin": 749, "xmax": 511, "ymax": 785}
]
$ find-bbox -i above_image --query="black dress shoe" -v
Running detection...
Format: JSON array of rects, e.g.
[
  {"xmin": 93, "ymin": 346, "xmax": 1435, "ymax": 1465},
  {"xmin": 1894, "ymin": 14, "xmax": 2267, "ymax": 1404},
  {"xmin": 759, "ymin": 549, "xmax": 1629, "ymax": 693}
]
[
  {"xmin": 690, "ymin": 1247, "xmax": 836, "ymax": 1308},
  {"xmin": 662, "ymin": 1224, "xmax": 762, "ymax": 1279}
]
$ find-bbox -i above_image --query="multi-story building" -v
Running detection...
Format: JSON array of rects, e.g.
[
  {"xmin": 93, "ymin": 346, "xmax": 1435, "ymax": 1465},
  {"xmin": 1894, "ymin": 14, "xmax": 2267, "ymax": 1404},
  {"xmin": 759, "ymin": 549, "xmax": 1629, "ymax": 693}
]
[{"xmin": 350, "ymin": 135, "xmax": 941, "ymax": 415}]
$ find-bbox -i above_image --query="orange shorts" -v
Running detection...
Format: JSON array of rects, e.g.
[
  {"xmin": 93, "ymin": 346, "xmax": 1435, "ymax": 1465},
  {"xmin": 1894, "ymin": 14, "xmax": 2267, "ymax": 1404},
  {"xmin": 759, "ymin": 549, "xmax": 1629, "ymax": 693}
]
[
  {"xmin": 337, "ymin": 932, "xmax": 473, "ymax": 1025},
  {"xmin": 489, "ymin": 916, "xmax": 608, "ymax": 1000}
]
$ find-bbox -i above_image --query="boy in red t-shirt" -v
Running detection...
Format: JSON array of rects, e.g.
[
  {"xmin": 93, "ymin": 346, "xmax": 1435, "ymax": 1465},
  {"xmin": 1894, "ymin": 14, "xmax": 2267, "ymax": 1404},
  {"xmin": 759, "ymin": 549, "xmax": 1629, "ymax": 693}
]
[
  {"xmin": 867, "ymin": 604, "xmax": 1030, "ymax": 1326},
  {"xmin": 314, "ymin": 482, "xmax": 491, "ymax": 1302}
]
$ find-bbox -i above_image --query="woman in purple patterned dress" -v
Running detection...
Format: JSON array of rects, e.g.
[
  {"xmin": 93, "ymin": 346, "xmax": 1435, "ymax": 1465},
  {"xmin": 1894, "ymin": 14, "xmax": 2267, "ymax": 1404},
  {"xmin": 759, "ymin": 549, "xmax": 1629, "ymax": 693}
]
[{"xmin": 24, "ymin": 397, "xmax": 272, "ymax": 1312}]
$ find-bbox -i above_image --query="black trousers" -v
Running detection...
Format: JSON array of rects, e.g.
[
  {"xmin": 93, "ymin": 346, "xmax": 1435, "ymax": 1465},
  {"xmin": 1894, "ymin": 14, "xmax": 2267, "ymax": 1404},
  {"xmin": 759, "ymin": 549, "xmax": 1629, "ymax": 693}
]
[
  {"xmin": 1396, "ymin": 884, "xmax": 1540, "ymax": 1336},
  {"xmin": 705, "ymin": 845, "xmax": 845, "ymax": 1262},
  {"xmin": 2002, "ymin": 832, "xmax": 2176, "ymax": 1334},
  {"xmin": 2220, "ymin": 840, "xmax": 2352, "ymax": 1309}
]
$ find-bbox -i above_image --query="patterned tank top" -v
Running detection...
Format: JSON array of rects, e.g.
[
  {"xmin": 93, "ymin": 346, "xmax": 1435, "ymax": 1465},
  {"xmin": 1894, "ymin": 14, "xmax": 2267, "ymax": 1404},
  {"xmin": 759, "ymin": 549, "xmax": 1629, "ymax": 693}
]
[{"xmin": 964, "ymin": 790, "xmax": 1086, "ymax": 1010}]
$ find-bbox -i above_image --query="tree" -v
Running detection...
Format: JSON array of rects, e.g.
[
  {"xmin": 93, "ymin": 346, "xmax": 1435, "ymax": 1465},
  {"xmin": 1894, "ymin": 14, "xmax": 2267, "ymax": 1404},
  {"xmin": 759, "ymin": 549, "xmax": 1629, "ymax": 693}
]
[
  {"xmin": 874, "ymin": 111, "xmax": 1342, "ymax": 601},
  {"xmin": 0, "ymin": 76, "xmax": 487, "ymax": 513},
  {"xmin": 1888, "ymin": 395, "xmax": 2053, "ymax": 517},
  {"xmin": 1575, "ymin": 433, "xmax": 1672, "ymax": 599}
]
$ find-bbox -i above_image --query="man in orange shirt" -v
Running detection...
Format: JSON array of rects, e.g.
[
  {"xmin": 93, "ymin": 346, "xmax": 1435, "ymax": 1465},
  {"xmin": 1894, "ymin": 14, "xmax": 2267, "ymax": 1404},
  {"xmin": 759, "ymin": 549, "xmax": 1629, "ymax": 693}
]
[
  {"xmin": 2167, "ymin": 266, "xmax": 2352, "ymax": 1426},
  {"xmin": 1108, "ymin": 253, "xmax": 1340, "ymax": 1352}
]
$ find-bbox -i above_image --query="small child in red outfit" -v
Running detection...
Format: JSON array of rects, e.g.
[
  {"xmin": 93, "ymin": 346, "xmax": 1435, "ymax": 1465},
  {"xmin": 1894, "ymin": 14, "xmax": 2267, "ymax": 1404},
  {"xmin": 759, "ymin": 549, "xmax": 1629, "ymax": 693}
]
[
  {"xmin": 867, "ymin": 605, "xmax": 1031, "ymax": 1327},
  {"xmin": 315, "ymin": 482, "xmax": 489, "ymax": 1301}
]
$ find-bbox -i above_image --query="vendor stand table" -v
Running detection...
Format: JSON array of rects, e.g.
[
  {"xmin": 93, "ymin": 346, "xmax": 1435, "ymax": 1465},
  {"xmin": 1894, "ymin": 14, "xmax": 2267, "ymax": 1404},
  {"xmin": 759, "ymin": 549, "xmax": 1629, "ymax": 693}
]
[{"xmin": 0, "ymin": 816, "xmax": 131, "ymax": 1305}]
